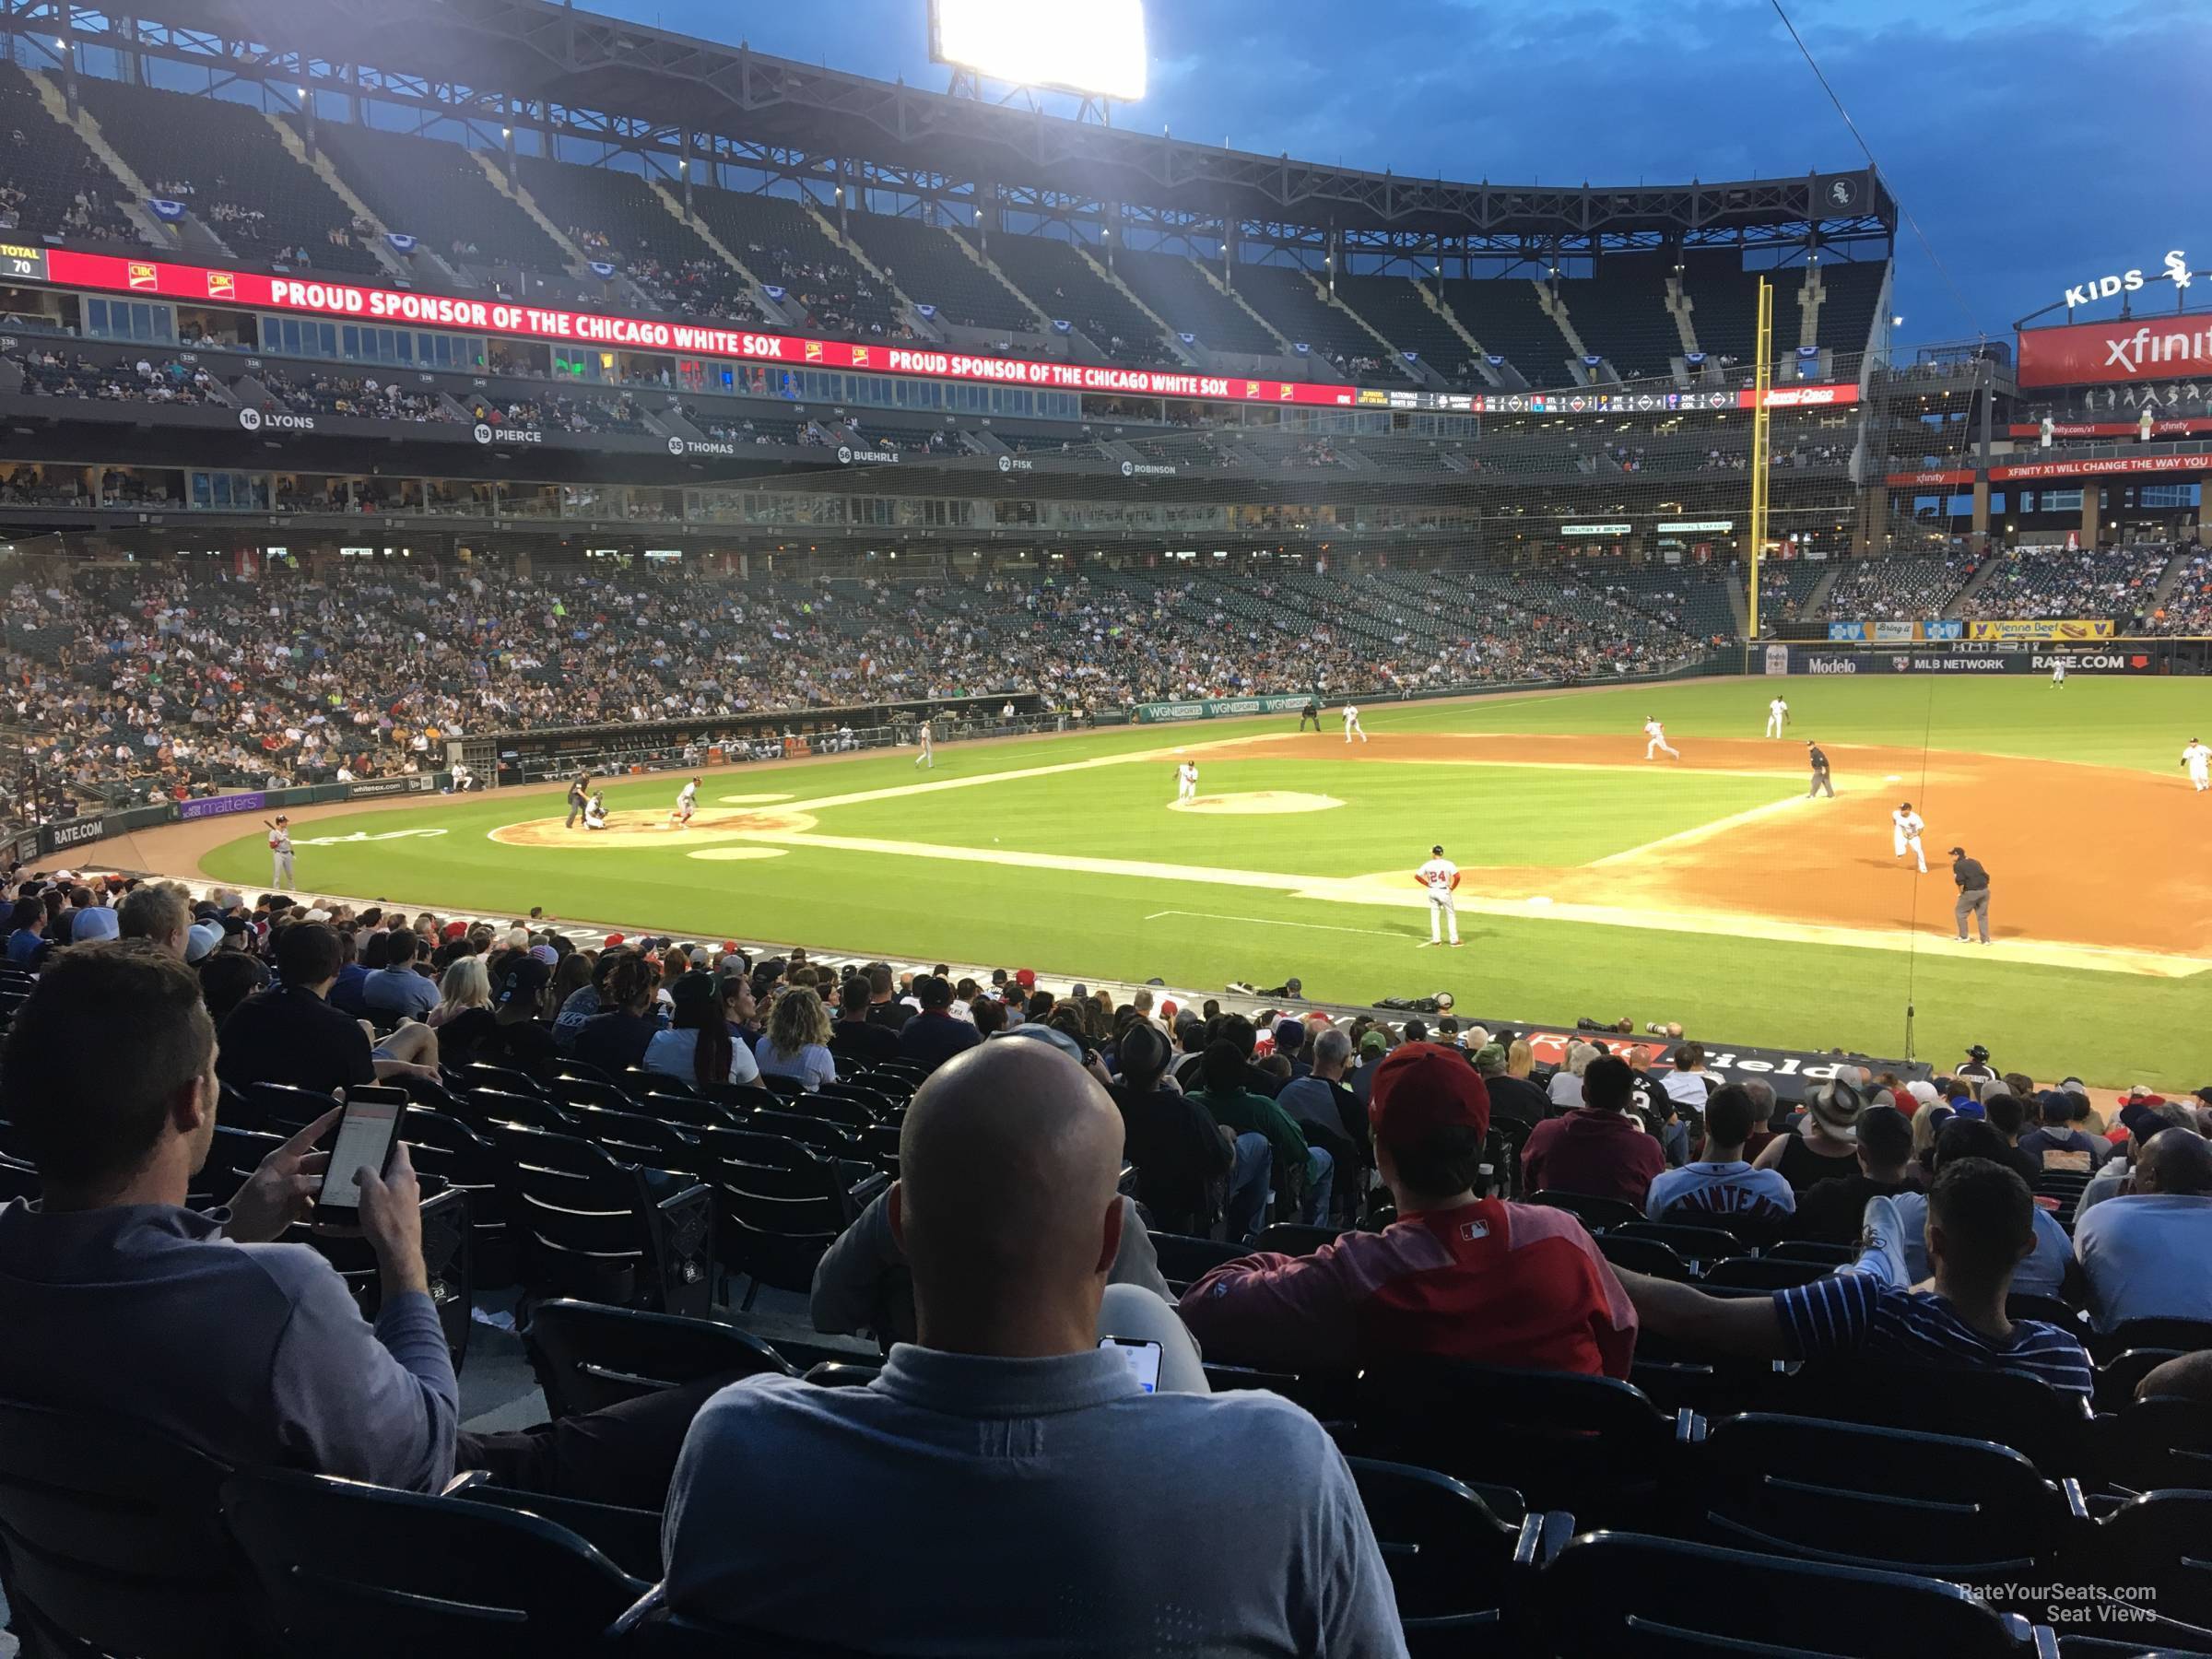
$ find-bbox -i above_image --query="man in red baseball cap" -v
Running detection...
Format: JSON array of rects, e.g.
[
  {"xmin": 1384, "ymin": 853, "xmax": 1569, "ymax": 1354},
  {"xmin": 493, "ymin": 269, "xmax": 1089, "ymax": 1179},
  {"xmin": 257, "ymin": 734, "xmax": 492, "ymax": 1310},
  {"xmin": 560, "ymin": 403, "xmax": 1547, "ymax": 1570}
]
[{"xmin": 1179, "ymin": 1042, "xmax": 1638, "ymax": 1379}]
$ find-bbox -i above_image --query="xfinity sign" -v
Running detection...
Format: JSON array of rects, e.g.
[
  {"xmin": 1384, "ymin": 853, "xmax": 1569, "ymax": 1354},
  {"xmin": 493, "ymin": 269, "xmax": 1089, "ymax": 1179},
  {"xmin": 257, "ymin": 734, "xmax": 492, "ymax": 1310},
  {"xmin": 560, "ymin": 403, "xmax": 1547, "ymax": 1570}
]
[{"xmin": 2064, "ymin": 248, "xmax": 2191, "ymax": 312}]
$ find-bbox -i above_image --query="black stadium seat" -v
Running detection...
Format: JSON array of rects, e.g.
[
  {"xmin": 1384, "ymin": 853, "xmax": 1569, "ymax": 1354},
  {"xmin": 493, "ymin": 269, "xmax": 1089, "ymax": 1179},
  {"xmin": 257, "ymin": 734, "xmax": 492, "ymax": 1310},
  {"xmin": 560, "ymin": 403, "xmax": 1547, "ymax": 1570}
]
[
  {"xmin": 1347, "ymin": 1456, "xmax": 1563, "ymax": 1652},
  {"xmin": 1536, "ymin": 1531, "xmax": 2049, "ymax": 1658},
  {"xmin": 491, "ymin": 1124, "xmax": 715, "ymax": 1317},
  {"xmin": 1677, "ymin": 1413, "xmax": 2088, "ymax": 1584},
  {"xmin": 219, "ymin": 1468, "xmax": 647, "ymax": 1659},
  {"xmin": 521, "ymin": 1298, "xmax": 796, "ymax": 1417},
  {"xmin": 0, "ymin": 1399, "xmax": 256, "ymax": 1659}
]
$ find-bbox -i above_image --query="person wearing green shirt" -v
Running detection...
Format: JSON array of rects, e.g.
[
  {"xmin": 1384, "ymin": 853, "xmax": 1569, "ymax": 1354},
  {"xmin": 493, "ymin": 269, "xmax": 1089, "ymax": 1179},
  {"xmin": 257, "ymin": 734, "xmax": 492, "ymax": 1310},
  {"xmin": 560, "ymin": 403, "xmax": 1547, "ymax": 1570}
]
[{"xmin": 1193, "ymin": 1041, "xmax": 1334, "ymax": 1239}]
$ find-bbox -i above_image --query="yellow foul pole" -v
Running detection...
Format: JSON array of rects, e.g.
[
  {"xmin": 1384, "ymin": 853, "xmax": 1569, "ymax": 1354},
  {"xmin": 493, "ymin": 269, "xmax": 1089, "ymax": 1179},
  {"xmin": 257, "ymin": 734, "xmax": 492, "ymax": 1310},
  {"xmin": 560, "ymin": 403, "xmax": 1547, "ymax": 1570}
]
[{"xmin": 1748, "ymin": 276, "xmax": 1773, "ymax": 640}]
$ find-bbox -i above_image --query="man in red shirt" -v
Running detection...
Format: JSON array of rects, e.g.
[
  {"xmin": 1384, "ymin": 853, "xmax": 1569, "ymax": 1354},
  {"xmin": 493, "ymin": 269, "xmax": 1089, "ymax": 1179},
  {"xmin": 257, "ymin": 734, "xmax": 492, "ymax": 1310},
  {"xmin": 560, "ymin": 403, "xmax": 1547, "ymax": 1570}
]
[
  {"xmin": 1521, "ymin": 1054, "xmax": 1668, "ymax": 1207},
  {"xmin": 1178, "ymin": 1042, "xmax": 1638, "ymax": 1379}
]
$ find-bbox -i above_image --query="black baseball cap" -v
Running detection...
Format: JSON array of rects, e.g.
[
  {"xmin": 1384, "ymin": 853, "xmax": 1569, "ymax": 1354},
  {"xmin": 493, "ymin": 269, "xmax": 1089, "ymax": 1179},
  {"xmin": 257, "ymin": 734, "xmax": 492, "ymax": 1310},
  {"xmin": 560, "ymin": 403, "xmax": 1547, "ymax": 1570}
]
[{"xmin": 495, "ymin": 955, "xmax": 551, "ymax": 1007}]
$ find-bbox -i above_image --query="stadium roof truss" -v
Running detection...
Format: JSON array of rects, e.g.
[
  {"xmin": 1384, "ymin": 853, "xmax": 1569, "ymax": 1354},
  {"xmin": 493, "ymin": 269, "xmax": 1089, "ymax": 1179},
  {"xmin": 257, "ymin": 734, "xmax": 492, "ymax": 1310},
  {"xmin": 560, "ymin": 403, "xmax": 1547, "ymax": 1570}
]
[{"xmin": 14, "ymin": 0, "xmax": 1896, "ymax": 259}]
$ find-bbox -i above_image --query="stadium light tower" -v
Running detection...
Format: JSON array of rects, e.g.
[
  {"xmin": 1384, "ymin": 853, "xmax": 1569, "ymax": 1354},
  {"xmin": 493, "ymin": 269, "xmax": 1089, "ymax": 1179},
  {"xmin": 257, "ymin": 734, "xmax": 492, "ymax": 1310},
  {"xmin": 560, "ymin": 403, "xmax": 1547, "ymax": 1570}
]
[
  {"xmin": 1747, "ymin": 276, "xmax": 1774, "ymax": 640},
  {"xmin": 928, "ymin": 0, "xmax": 1147, "ymax": 125}
]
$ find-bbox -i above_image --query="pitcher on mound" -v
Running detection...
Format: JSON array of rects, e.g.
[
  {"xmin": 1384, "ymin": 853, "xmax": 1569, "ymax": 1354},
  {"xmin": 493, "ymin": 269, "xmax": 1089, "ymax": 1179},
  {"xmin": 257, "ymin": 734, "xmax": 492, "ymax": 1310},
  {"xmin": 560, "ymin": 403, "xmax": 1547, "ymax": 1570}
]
[{"xmin": 1415, "ymin": 843, "xmax": 1462, "ymax": 947}]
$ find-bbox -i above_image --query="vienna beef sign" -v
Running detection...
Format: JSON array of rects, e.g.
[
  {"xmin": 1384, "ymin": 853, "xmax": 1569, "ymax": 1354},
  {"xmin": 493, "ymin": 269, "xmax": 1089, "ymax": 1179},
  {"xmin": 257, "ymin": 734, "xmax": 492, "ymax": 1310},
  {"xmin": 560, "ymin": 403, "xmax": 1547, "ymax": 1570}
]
[{"xmin": 32, "ymin": 246, "xmax": 1857, "ymax": 415}]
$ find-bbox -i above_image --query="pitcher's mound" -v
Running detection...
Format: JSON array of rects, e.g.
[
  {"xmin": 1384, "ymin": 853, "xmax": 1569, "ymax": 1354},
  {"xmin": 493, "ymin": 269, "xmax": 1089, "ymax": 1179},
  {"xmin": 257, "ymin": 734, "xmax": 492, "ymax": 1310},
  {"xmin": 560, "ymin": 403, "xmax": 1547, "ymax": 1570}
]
[{"xmin": 1170, "ymin": 791, "xmax": 1344, "ymax": 816}]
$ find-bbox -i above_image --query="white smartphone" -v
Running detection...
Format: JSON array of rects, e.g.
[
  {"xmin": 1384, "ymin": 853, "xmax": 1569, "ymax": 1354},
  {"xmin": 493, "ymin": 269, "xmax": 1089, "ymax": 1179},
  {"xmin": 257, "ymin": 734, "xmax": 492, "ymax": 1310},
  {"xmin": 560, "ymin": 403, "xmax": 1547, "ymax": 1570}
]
[
  {"xmin": 311, "ymin": 1088, "xmax": 406, "ymax": 1221},
  {"xmin": 1100, "ymin": 1335, "xmax": 1163, "ymax": 1394}
]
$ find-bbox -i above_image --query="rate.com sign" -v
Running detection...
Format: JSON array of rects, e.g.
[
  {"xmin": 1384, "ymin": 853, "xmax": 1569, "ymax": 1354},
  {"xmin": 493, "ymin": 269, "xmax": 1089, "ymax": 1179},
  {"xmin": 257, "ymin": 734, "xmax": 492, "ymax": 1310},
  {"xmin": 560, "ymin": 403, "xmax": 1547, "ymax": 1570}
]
[{"xmin": 2018, "ymin": 313, "xmax": 2212, "ymax": 388}]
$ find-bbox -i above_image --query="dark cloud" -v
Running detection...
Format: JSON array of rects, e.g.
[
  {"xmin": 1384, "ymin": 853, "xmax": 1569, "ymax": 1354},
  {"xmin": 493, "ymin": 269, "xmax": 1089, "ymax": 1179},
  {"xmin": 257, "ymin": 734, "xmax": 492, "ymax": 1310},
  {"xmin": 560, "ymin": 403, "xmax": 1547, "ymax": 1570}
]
[{"xmin": 601, "ymin": 0, "xmax": 2207, "ymax": 346}]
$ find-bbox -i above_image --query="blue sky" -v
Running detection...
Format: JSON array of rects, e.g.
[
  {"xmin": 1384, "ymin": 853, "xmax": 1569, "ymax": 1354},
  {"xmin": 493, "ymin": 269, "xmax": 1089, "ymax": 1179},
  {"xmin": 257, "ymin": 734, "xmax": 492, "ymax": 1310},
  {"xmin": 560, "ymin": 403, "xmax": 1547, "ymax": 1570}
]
[{"xmin": 594, "ymin": 0, "xmax": 2208, "ymax": 349}]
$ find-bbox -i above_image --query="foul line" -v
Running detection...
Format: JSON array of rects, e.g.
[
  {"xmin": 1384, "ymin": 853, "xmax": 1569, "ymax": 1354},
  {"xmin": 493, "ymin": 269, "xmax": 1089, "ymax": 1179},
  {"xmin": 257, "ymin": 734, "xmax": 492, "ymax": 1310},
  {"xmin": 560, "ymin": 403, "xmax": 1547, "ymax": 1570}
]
[
  {"xmin": 1591, "ymin": 794, "xmax": 1808, "ymax": 865},
  {"xmin": 1144, "ymin": 909, "xmax": 1409, "ymax": 941},
  {"xmin": 724, "ymin": 825, "xmax": 2206, "ymax": 980}
]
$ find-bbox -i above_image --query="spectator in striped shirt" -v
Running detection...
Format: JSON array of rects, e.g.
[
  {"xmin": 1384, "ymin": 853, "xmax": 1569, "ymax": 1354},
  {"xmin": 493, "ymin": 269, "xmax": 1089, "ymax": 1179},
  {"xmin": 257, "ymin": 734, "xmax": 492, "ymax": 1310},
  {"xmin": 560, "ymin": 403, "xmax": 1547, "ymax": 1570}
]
[
  {"xmin": 1179, "ymin": 1042, "xmax": 1639, "ymax": 1380},
  {"xmin": 1607, "ymin": 1158, "xmax": 2093, "ymax": 1399}
]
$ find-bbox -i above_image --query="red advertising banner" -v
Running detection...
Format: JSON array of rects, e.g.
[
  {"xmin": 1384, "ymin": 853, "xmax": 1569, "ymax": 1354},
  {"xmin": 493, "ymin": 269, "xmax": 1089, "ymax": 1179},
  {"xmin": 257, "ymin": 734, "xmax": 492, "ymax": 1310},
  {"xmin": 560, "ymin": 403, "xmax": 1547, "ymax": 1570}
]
[
  {"xmin": 26, "ymin": 247, "xmax": 1859, "ymax": 416},
  {"xmin": 1990, "ymin": 453, "xmax": 2211, "ymax": 482},
  {"xmin": 2016, "ymin": 313, "xmax": 2212, "ymax": 388},
  {"xmin": 2006, "ymin": 418, "xmax": 2212, "ymax": 440}
]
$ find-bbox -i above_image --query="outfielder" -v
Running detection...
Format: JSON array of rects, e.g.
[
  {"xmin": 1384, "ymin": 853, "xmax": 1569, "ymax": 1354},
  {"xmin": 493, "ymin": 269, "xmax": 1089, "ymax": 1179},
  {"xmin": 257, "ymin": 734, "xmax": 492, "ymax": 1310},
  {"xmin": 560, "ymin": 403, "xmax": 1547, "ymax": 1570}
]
[
  {"xmin": 1174, "ymin": 759, "xmax": 1198, "ymax": 803},
  {"xmin": 1414, "ymin": 843, "xmax": 1462, "ymax": 947},
  {"xmin": 1643, "ymin": 716, "xmax": 1679, "ymax": 760},
  {"xmin": 1766, "ymin": 696, "xmax": 1790, "ymax": 739},
  {"xmin": 1891, "ymin": 801, "xmax": 1927, "ymax": 873},
  {"xmin": 670, "ymin": 776, "xmax": 700, "ymax": 829},
  {"xmin": 2051, "ymin": 660, "xmax": 2067, "ymax": 689},
  {"xmin": 267, "ymin": 815, "xmax": 295, "ymax": 888},
  {"xmin": 914, "ymin": 720, "xmax": 935, "ymax": 770},
  {"xmin": 1342, "ymin": 703, "xmax": 1367, "ymax": 744},
  {"xmin": 2184, "ymin": 737, "xmax": 2210, "ymax": 793}
]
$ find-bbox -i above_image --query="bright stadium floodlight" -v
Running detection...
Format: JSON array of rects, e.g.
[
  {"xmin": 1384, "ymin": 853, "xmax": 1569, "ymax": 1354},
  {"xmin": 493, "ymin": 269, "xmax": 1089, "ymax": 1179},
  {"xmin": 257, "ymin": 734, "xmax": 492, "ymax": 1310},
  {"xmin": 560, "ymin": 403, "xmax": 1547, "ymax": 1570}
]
[{"xmin": 929, "ymin": 0, "xmax": 1147, "ymax": 102}]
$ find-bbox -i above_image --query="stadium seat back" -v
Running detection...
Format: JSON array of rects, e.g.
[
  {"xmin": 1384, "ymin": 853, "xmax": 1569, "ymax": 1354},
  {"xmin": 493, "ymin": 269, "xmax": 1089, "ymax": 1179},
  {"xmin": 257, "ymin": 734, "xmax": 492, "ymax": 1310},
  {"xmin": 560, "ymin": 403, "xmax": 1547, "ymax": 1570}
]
[
  {"xmin": 543, "ymin": 1075, "xmax": 638, "ymax": 1114},
  {"xmin": 637, "ymin": 1089, "xmax": 738, "ymax": 1130},
  {"xmin": 1596, "ymin": 1232, "xmax": 1694, "ymax": 1281},
  {"xmin": 0, "ymin": 1152, "xmax": 35, "ymax": 1204},
  {"xmin": 492, "ymin": 1124, "xmax": 713, "ymax": 1315},
  {"xmin": 1613, "ymin": 1219, "xmax": 1752, "ymax": 1262},
  {"xmin": 2062, "ymin": 1489, "xmax": 2212, "ymax": 1640},
  {"xmin": 449, "ymin": 1484, "xmax": 665, "ymax": 1583},
  {"xmin": 0, "ymin": 1399, "xmax": 255, "ymax": 1659},
  {"xmin": 522, "ymin": 1298, "xmax": 795, "ymax": 1418},
  {"xmin": 461, "ymin": 1062, "xmax": 544, "ymax": 1098},
  {"xmin": 2095, "ymin": 1318, "xmax": 2212, "ymax": 1362},
  {"xmin": 1698, "ymin": 1254, "xmax": 1835, "ymax": 1290},
  {"xmin": 463, "ymin": 1087, "xmax": 576, "ymax": 1135},
  {"xmin": 790, "ymin": 1090, "xmax": 877, "ymax": 1130},
  {"xmin": 1255, "ymin": 1222, "xmax": 1346, "ymax": 1256},
  {"xmin": 1527, "ymin": 1190, "xmax": 1641, "ymax": 1231},
  {"xmin": 241, "ymin": 1082, "xmax": 336, "ymax": 1136},
  {"xmin": 1683, "ymin": 1412, "xmax": 2081, "ymax": 1582},
  {"xmin": 2090, "ymin": 1396, "xmax": 2212, "ymax": 1493},
  {"xmin": 564, "ymin": 1102, "xmax": 703, "ymax": 1170},
  {"xmin": 1352, "ymin": 1360, "xmax": 1684, "ymax": 1524},
  {"xmin": 1148, "ymin": 1231, "xmax": 1250, "ymax": 1291},
  {"xmin": 751, "ymin": 1109, "xmax": 860, "ymax": 1154},
  {"xmin": 1789, "ymin": 1360, "xmax": 2093, "ymax": 1474},
  {"xmin": 2091, "ymin": 1348, "xmax": 2185, "ymax": 1415},
  {"xmin": 1537, "ymin": 1531, "xmax": 2042, "ymax": 1658},
  {"xmin": 220, "ymin": 1469, "xmax": 644, "ymax": 1659},
  {"xmin": 1346, "ymin": 1456, "xmax": 1535, "ymax": 1635}
]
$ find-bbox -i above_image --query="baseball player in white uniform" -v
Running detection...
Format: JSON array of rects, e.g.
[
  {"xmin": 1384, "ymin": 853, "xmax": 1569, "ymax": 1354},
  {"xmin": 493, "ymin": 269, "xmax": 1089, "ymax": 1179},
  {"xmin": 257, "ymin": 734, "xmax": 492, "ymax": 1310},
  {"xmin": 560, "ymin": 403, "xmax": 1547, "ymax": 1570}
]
[
  {"xmin": 583, "ymin": 789, "xmax": 609, "ymax": 830},
  {"xmin": 1643, "ymin": 716, "xmax": 1679, "ymax": 760},
  {"xmin": 914, "ymin": 720, "xmax": 935, "ymax": 769},
  {"xmin": 2183, "ymin": 737, "xmax": 2210, "ymax": 793},
  {"xmin": 1342, "ymin": 704, "xmax": 1367, "ymax": 744},
  {"xmin": 1766, "ymin": 696, "xmax": 1790, "ymax": 739},
  {"xmin": 670, "ymin": 776, "xmax": 700, "ymax": 829},
  {"xmin": 1174, "ymin": 759, "xmax": 1198, "ymax": 803},
  {"xmin": 1891, "ymin": 801, "xmax": 1927, "ymax": 873},
  {"xmin": 266, "ymin": 815, "xmax": 295, "ymax": 888},
  {"xmin": 2051, "ymin": 661, "xmax": 2066, "ymax": 689},
  {"xmin": 1414, "ymin": 843, "xmax": 1462, "ymax": 947}
]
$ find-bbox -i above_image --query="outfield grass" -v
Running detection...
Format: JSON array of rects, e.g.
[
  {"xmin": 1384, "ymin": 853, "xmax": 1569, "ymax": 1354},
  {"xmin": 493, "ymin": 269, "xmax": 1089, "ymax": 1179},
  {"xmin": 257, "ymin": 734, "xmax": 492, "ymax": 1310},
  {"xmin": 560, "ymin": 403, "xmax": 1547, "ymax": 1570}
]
[{"xmin": 198, "ymin": 676, "xmax": 2210, "ymax": 1088}]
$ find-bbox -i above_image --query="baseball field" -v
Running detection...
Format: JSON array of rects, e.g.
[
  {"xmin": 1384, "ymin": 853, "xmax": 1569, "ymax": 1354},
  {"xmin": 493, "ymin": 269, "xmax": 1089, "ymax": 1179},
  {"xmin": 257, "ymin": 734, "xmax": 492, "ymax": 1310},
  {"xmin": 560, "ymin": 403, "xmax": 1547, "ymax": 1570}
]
[{"xmin": 163, "ymin": 676, "xmax": 2208, "ymax": 1088}]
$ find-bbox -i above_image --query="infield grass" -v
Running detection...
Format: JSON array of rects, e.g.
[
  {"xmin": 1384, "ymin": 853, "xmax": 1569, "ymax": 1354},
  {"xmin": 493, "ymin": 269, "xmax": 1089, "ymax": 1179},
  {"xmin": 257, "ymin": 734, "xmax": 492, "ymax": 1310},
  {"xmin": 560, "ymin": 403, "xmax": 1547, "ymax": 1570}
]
[{"xmin": 197, "ymin": 676, "xmax": 2212, "ymax": 1088}]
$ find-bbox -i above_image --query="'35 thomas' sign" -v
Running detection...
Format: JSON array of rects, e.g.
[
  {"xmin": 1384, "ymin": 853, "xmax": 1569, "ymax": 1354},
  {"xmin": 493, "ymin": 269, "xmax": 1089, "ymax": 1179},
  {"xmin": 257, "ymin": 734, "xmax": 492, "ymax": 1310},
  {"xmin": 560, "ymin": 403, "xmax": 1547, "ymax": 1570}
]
[{"xmin": 2064, "ymin": 248, "xmax": 2191, "ymax": 311}]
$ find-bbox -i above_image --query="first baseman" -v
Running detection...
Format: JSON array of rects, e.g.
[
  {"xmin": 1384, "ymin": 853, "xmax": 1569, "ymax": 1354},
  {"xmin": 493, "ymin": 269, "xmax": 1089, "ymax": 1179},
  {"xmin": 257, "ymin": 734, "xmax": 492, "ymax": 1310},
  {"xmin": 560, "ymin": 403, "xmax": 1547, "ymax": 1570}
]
[
  {"xmin": 1643, "ymin": 716, "xmax": 1679, "ymax": 760},
  {"xmin": 267, "ymin": 815, "xmax": 295, "ymax": 888},
  {"xmin": 2183, "ymin": 737, "xmax": 2209, "ymax": 793},
  {"xmin": 1891, "ymin": 801, "xmax": 1926, "ymax": 873},
  {"xmin": 1414, "ymin": 843, "xmax": 1462, "ymax": 947}
]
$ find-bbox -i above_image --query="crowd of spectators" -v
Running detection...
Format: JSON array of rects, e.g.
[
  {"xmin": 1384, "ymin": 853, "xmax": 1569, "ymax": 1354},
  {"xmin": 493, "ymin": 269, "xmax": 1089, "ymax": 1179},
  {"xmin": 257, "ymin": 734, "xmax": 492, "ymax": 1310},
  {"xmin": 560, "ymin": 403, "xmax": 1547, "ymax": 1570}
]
[
  {"xmin": 0, "ymin": 558, "xmax": 1727, "ymax": 814},
  {"xmin": 8, "ymin": 347, "xmax": 222, "ymax": 406},
  {"xmin": 0, "ymin": 878, "xmax": 2206, "ymax": 1651},
  {"xmin": 1817, "ymin": 551, "xmax": 1976, "ymax": 622},
  {"xmin": 1961, "ymin": 542, "xmax": 2177, "ymax": 626}
]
